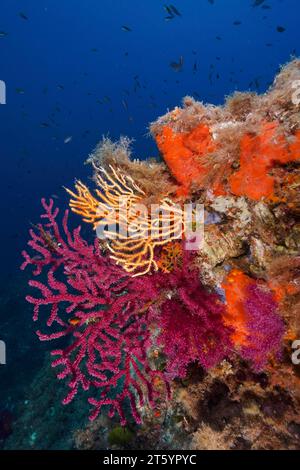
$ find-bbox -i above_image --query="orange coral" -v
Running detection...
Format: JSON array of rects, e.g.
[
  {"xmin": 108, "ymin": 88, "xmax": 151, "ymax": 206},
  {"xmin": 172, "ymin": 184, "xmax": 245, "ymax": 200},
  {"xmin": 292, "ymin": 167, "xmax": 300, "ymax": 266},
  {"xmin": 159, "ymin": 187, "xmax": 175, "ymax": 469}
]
[
  {"xmin": 222, "ymin": 269, "xmax": 256, "ymax": 347},
  {"xmin": 229, "ymin": 123, "xmax": 300, "ymax": 201},
  {"xmin": 156, "ymin": 241, "xmax": 182, "ymax": 273},
  {"xmin": 155, "ymin": 119, "xmax": 300, "ymax": 201},
  {"xmin": 268, "ymin": 280, "xmax": 299, "ymax": 304},
  {"xmin": 155, "ymin": 124, "xmax": 217, "ymax": 196}
]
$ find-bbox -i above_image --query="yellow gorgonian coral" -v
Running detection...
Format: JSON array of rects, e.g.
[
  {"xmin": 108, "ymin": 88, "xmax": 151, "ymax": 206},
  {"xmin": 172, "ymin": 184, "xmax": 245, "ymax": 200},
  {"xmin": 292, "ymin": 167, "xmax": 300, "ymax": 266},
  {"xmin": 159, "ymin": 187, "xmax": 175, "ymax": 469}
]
[{"xmin": 66, "ymin": 164, "xmax": 184, "ymax": 276}]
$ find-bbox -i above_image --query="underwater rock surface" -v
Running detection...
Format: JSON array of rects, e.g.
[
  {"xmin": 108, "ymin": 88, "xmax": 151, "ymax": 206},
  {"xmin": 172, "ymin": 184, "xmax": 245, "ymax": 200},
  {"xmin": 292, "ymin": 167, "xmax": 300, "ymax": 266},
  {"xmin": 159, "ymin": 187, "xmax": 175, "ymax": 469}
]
[{"xmin": 11, "ymin": 59, "xmax": 300, "ymax": 450}]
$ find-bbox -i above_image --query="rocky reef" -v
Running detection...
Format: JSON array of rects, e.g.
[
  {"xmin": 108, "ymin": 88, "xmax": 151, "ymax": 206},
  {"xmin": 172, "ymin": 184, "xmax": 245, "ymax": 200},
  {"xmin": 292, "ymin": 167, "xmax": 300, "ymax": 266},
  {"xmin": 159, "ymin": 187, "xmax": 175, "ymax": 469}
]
[{"xmin": 16, "ymin": 59, "xmax": 300, "ymax": 450}]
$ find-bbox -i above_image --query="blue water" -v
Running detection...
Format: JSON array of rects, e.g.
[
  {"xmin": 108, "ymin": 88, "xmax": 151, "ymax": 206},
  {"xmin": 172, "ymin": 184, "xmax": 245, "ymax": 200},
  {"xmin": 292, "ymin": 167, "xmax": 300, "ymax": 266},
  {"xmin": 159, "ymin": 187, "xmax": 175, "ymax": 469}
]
[{"xmin": 0, "ymin": 0, "xmax": 298, "ymax": 448}]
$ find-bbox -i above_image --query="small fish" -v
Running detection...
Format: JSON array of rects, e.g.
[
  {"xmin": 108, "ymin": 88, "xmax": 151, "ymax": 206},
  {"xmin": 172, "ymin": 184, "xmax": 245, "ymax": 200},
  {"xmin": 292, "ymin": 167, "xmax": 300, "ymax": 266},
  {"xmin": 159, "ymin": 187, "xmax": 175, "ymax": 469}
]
[
  {"xmin": 51, "ymin": 194, "xmax": 59, "ymax": 199},
  {"xmin": 164, "ymin": 5, "xmax": 174, "ymax": 15},
  {"xmin": 122, "ymin": 99, "xmax": 128, "ymax": 111},
  {"xmin": 208, "ymin": 0, "xmax": 214, "ymax": 4},
  {"xmin": 0, "ymin": 31, "xmax": 8, "ymax": 38},
  {"xmin": 252, "ymin": 0, "xmax": 265, "ymax": 6},
  {"xmin": 193, "ymin": 62, "xmax": 197, "ymax": 73},
  {"xmin": 16, "ymin": 88, "xmax": 25, "ymax": 94},
  {"xmin": 254, "ymin": 77, "xmax": 261, "ymax": 89},
  {"xmin": 170, "ymin": 5, "xmax": 181, "ymax": 16},
  {"xmin": 121, "ymin": 25, "xmax": 132, "ymax": 32},
  {"xmin": 31, "ymin": 255, "xmax": 43, "ymax": 262},
  {"xmin": 133, "ymin": 76, "xmax": 141, "ymax": 91},
  {"xmin": 215, "ymin": 36, "xmax": 222, "ymax": 40},
  {"xmin": 69, "ymin": 317, "xmax": 80, "ymax": 326},
  {"xmin": 169, "ymin": 55, "xmax": 183, "ymax": 72},
  {"xmin": 233, "ymin": 21, "xmax": 241, "ymax": 26},
  {"xmin": 57, "ymin": 84, "xmax": 64, "ymax": 90},
  {"xmin": 277, "ymin": 26, "xmax": 286, "ymax": 33},
  {"xmin": 19, "ymin": 12, "xmax": 28, "ymax": 20},
  {"xmin": 64, "ymin": 136, "xmax": 72, "ymax": 144},
  {"xmin": 40, "ymin": 122, "xmax": 50, "ymax": 128}
]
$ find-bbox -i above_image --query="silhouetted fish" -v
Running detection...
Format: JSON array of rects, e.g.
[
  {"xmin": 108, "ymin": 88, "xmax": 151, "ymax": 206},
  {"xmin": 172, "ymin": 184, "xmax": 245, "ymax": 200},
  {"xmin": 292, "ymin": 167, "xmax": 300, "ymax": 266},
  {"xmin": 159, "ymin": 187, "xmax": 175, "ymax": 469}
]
[
  {"xmin": 170, "ymin": 5, "xmax": 181, "ymax": 16},
  {"xmin": 19, "ymin": 12, "xmax": 28, "ymax": 20},
  {"xmin": 170, "ymin": 56, "xmax": 183, "ymax": 71},
  {"xmin": 252, "ymin": 0, "xmax": 265, "ymax": 6}
]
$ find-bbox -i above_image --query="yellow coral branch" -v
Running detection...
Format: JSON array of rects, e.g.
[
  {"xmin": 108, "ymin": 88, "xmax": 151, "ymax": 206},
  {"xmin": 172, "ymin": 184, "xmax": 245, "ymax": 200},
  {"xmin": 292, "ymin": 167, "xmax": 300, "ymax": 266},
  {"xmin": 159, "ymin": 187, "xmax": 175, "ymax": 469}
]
[{"xmin": 66, "ymin": 166, "xmax": 184, "ymax": 276}]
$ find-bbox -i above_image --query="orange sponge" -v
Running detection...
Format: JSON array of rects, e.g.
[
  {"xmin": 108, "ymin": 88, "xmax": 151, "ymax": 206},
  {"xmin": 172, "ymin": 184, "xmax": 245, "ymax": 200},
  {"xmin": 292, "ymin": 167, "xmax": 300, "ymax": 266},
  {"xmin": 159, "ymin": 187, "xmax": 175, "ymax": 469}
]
[
  {"xmin": 222, "ymin": 269, "xmax": 256, "ymax": 347},
  {"xmin": 230, "ymin": 123, "xmax": 300, "ymax": 200},
  {"xmin": 155, "ymin": 124, "xmax": 216, "ymax": 196}
]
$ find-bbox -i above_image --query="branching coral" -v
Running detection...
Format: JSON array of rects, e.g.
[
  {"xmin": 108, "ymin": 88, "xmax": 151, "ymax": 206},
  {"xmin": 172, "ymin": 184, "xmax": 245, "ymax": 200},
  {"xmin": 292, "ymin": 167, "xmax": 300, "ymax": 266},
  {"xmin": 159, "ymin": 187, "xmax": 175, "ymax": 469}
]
[
  {"xmin": 21, "ymin": 199, "xmax": 170, "ymax": 425},
  {"xmin": 222, "ymin": 270, "xmax": 284, "ymax": 370},
  {"xmin": 66, "ymin": 164, "xmax": 144, "ymax": 229},
  {"xmin": 66, "ymin": 165, "xmax": 184, "ymax": 276},
  {"xmin": 86, "ymin": 136, "xmax": 177, "ymax": 202},
  {"xmin": 240, "ymin": 283, "xmax": 285, "ymax": 371},
  {"xmin": 153, "ymin": 252, "xmax": 233, "ymax": 378},
  {"xmin": 21, "ymin": 199, "xmax": 237, "ymax": 426},
  {"xmin": 156, "ymin": 241, "xmax": 183, "ymax": 273}
]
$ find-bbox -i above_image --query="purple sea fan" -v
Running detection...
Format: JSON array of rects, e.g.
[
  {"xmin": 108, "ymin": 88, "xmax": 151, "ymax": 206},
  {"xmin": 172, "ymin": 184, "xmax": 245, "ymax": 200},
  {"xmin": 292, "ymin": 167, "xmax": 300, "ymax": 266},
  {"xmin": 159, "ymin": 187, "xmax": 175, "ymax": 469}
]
[
  {"xmin": 241, "ymin": 284, "xmax": 285, "ymax": 371},
  {"xmin": 154, "ymin": 252, "xmax": 233, "ymax": 379},
  {"xmin": 21, "ymin": 199, "xmax": 169, "ymax": 425}
]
